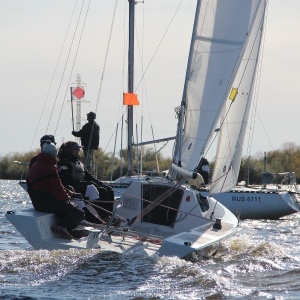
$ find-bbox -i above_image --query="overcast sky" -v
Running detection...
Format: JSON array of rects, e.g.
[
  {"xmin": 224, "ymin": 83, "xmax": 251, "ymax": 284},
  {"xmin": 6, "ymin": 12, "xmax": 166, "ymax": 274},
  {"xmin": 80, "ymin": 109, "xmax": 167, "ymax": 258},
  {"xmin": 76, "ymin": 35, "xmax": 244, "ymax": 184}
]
[{"xmin": 1, "ymin": 0, "xmax": 300, "ymax": 164}]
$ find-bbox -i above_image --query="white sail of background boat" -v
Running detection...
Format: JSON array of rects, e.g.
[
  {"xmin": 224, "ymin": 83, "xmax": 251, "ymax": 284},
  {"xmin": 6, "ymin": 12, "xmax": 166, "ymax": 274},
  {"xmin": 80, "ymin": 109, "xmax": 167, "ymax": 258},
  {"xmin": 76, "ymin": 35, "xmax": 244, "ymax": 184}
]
[
  {"xmin": 209, "ymin": 1, "xmax": 266, "ymax": 195},
  {"xmin": 186, "ymin": 1, "xmax": 300, "ymax": 219},
  {"xmin": 198, "ymin": 1, "xmax": 300, "ymax": 219},
  {"xmin": 7, "ymin": 0, "xmax": 280, "ymax": 258}
]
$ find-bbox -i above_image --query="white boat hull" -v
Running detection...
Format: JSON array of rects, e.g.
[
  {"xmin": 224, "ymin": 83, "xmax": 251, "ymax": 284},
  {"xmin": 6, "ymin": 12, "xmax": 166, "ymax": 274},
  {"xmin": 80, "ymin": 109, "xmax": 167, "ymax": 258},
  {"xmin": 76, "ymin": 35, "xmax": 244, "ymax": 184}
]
[
  {"xmin": 6, "ymin": 180, "xmax": 238, "ymax": 258},
  {"xmin": 199, "ymin": 186, "xmax": 300, "ymax": 219}
]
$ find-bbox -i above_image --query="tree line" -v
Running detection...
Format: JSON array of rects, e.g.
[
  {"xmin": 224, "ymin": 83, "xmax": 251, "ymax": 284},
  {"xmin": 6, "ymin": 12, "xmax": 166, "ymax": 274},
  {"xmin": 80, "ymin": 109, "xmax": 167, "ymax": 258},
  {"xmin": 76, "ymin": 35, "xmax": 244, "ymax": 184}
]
[
  {"xmin": 1, "ymin": 142, "xmax": 300, "ymax": 184},
  {"xmin": 0, "ymin": 147, "xmax": 172, "ymax": 181}
]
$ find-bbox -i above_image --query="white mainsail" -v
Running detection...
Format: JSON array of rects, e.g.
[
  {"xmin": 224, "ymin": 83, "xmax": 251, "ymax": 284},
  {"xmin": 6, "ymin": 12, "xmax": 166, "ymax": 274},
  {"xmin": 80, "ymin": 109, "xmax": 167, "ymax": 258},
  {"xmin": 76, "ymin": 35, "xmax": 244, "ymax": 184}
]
[
  {"xmin": 210, "ymin": 1, "xmax": 266, "ymax": 194},
  {"xmin": 172, "ymin": 0, "xmax": 264, "ymax": 178}
]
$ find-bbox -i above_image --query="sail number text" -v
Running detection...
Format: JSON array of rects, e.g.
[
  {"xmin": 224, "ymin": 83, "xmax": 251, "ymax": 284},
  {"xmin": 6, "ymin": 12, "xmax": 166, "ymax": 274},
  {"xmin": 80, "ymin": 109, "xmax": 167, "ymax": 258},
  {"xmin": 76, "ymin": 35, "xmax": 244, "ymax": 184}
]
[{"xmin": 232, "ymin": 196, "xmax": 261, "ymax": 202}]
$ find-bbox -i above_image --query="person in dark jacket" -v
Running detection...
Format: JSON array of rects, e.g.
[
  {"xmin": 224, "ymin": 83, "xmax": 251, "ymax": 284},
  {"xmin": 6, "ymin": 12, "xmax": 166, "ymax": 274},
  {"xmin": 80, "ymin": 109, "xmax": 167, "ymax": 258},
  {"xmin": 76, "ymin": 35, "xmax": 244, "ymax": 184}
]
[
  {"xmin": 27, "ymin": 142, "xmax": 88, "ymax": 240},
  {"xmin": 29, "ymin": 134, "xmax": 56, "ymax": 169},
  {"xmin": 57, "ymin": 141, "xmax": 114, "ymax": 219},
  {"xmin": 71, "ymin": 111, "xmax": 99, "ymax": 171},
  {"xmin": 197, "ymin": 158, "xmax": 210, "ymax": 185}
]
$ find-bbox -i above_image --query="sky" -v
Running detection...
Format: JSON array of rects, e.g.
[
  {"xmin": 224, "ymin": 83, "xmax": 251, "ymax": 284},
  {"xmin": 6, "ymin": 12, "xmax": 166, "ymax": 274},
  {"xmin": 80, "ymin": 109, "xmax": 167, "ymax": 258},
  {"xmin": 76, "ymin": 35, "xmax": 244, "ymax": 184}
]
[{"xmin": 1, "ymin": 0, "xmax": 300, "ymax": 164}]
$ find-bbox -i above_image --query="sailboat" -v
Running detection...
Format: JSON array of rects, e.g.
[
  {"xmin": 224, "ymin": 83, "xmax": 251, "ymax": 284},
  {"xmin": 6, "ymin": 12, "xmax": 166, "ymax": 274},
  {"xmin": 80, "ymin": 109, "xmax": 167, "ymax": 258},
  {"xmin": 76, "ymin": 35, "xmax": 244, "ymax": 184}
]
[
  {"xmin": 205, "ymin": 173, "xmax": 300, "ymax": 219},
  {"xmin": 5, "ymin": 0, "xmax": 274, "ymax": 258},
  {"xmin": 192, "ymin": 1, "xmax": 300, "ymax": 219}
]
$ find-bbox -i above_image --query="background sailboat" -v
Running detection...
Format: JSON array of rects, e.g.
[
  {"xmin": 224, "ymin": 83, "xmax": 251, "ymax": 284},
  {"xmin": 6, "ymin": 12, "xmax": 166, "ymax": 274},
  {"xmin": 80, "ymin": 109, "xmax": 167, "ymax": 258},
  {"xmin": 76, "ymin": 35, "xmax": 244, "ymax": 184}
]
[{"xmin": 200, "ymin": 1, "xmax": 300, "ymax": 219}]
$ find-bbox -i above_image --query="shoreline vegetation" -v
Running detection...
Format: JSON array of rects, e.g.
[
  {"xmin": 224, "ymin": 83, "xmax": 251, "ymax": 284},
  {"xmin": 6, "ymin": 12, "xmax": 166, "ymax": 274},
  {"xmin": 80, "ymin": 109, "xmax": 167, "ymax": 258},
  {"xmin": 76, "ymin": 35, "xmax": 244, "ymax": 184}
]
[{"xmin": 1, "ymin": 143, "xmax": 300, "ymax": 184}]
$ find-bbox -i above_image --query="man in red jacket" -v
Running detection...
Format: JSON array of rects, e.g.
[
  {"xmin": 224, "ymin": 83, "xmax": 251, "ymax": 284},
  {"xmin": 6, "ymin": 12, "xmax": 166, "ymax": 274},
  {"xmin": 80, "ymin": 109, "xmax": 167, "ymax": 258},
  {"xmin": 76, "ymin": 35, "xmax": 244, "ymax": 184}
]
[
  {"xmin": 29, "ymin": 134, "xmax": 57, "ymax": 169},
  {"xmin": 27, "ymin": 142, "xmax": 88, "ymax": 239}
]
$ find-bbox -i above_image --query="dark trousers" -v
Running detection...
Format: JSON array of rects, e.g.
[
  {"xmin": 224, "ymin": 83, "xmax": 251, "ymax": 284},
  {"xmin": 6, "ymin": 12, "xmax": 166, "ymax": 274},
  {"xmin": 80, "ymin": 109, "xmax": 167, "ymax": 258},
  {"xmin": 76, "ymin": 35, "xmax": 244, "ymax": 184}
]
[
  {"xmin": 83, "ymin": 148, "xmax": 94, "ymax": 172},
  {"xmin": 70, "ymin": 182, "xmax": 114, "ymax": 218},
  {"xmin": 200, "ymin": 171, "xmax": 209, "ymax": 184},
  {"xmin": 72, "ymin": 182, "xmax": 114, "ymax": 201},
  {"xmin": 30, "ymin": 191, "xmax": 85, "ymax": 230}
]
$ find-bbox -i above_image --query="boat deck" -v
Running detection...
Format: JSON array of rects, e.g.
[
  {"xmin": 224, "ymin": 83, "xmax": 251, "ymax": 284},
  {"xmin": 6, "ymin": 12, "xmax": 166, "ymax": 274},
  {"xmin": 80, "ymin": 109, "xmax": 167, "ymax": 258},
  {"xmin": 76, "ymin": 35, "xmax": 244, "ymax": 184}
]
[{"xmin": 6, "ymin": 208, "xmax": 237, "ymax": 258}]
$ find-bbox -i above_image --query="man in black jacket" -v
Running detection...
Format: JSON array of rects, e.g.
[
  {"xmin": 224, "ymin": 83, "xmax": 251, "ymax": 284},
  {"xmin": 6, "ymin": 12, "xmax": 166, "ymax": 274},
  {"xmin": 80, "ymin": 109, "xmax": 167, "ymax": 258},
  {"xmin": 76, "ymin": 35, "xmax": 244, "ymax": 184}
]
[
  {"xmin": 72, "ymin": 111, "xmax": 99, "ymax": 171},
  {"xmin": 57, "ymin": 141, "xmax": 114, "ymax": 220}
]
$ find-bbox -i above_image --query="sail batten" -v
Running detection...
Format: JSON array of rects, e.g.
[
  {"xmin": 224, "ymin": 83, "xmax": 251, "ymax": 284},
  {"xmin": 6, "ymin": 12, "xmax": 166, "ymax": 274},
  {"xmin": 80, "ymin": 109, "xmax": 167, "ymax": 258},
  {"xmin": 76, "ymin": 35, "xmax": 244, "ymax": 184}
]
[{"xmin": 196, "ymin": 36, "xmax": 245, "ymax": 46}]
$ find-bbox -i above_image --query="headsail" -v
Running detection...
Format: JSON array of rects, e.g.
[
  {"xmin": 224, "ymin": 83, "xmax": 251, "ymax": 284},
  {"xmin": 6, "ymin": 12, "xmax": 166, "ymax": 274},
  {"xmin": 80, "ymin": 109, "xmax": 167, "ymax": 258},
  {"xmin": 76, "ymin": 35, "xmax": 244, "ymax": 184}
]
[
  {"xmin": 171, "ymin": 0, "xmax": 265, "ymax": 178},
  {"xmin": 210, "ymin": 1, "xmax": 266, "ymax": 194}
]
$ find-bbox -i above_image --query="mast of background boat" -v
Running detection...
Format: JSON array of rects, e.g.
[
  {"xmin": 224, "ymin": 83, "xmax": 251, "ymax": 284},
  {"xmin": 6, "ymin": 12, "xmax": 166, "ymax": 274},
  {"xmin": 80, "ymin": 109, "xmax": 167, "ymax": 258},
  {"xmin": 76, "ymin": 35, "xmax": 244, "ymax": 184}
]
[{"xmin": 126, "ymin": 0, "xmax": 135, "ymax": 176}]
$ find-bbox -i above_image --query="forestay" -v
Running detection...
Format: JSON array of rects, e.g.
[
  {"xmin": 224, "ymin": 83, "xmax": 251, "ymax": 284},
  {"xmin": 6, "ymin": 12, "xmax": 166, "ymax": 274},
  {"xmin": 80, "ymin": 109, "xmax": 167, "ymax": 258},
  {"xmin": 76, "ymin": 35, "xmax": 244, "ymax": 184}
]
[{"xmin": 172, "ymin": 0, "xmax": 263, "ymax": 177}]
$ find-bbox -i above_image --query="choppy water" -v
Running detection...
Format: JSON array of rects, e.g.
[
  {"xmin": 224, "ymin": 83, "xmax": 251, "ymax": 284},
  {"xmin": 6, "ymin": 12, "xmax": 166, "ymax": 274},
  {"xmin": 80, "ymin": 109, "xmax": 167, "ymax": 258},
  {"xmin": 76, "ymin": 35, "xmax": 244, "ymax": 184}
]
[{"xmin": 0, "ymin": 180, "xmax": 300, "ymax": 299}]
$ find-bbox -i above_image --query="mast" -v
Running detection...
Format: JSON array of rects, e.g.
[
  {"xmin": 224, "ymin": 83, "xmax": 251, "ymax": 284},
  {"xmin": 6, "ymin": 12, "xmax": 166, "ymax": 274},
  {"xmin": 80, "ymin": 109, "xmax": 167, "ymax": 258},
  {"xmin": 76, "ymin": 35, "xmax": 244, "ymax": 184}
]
[{"xmin": 127, "ymin": 0, "xmax": 135, "ymax": 175}]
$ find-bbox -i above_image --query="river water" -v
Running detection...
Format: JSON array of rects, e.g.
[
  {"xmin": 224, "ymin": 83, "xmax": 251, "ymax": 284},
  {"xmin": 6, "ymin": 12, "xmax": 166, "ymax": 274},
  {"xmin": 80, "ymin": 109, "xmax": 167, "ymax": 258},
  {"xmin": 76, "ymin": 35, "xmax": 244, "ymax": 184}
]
[{"xmin": 0, "ymin": 179, "xmax": 299, "ymax": 299}]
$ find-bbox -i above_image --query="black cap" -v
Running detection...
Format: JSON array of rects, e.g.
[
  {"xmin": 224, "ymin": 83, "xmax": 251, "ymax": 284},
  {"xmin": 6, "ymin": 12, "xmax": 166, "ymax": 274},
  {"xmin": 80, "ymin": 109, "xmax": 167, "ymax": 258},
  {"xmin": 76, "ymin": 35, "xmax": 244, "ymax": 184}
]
[
  {"xmin": 87, "ymin": 111, "xmax": 96, "ymax": 119},
  {"xmin": 40, "ymin": 135, "xmax": 56, "ymax": 147}
]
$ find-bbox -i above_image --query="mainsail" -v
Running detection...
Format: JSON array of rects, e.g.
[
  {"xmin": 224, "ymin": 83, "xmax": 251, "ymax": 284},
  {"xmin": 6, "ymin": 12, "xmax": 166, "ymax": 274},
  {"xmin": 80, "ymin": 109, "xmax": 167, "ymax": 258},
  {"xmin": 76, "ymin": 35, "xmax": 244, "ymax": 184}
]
[
  {"xmin": 172, "ymin": 0, "xmax": 265, "ymax": 180},
  {"xmin": 210, "ymin": 1, "xmax": 266, "ymax": 194}
]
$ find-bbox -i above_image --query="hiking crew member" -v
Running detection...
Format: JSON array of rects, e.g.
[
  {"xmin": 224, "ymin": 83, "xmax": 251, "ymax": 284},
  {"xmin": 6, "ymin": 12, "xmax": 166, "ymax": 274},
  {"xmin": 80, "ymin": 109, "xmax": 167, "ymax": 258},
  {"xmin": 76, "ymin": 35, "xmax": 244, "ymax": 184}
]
[
  {"xmin": 27, "ymin": 142, "xmax": 88, "ymax": 240},
  {"xmin": 71, "ymin": 111, "xmax": 99, "ymax": 171},
  {"xmin": 29, "ymin": 134, "xmax": 56, "ymax": 169},
  {"xmin": 57, "ymin": 141, "xmax": 114, "ymax": 219}
]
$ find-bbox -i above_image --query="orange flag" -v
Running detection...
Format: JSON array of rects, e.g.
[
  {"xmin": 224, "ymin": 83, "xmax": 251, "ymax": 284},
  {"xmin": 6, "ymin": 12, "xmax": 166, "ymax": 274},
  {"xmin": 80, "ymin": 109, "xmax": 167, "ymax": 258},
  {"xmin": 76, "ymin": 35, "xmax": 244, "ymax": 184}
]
[{"xmin": 123, "ymin": 93, "xmax": 139, "ymax": 105}]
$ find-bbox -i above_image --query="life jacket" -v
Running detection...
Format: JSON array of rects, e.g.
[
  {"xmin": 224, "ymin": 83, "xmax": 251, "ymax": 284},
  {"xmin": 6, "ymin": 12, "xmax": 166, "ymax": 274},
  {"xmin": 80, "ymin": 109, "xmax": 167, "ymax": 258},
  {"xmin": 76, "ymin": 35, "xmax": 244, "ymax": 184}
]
[{"xmin": 69, "ymin": 161, "xmax": 85, "ymax": 181}]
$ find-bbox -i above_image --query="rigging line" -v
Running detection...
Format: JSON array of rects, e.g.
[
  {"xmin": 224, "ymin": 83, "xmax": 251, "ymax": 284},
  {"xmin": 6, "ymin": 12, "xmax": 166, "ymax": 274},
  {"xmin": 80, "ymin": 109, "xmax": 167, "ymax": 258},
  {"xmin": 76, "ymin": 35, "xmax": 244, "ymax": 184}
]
[
  {"xmin": 110, "ymin": 123, "xmax": 119, "ymax": 182},
  {"xmin": 201, "ymin": 101, "xmax": 235, "ymax": 161},
  {"xmin": 134, "ymin": 4, "xmax": 146, "ymax": 175},
  {"xmin": 154, "ymin": 141, "xmax": 171, "ymax": 156},
  {"xmin": 113, "ymin": 184, "xmax": 211, "ymax": 221},
  {"xmin": 103, "ymin": 123, "xmax": 120, "ymax": 153},
  {"xmin": 131, "ymin": 182, "xmax": 182, "ymax": 222},
  {"xmin": 130, "ymin": 179, "xmax": 184, "ymax": 224},
  {"xmin": 140, "ymin": 4, "xmax": 146, "ymax": 174},
  {"xmin": 120, "ymin": 114, "xmax": 124, "ymax": 177},
  {"xmin": 102, "ymin": 1, "xmax": 184, "ymax": 156},
  {"xmin": 45, "ymin": 0, "xmax": 86, "ymax": 134},
  {"xmin": 136, "ymin": 7, "xmax": 160, "ymax": 169},
  {"xmin": 103, "ymin": 0, "xmax": 184, "ymax": 154},
  {"xmin": 133, "ymin": 0, "xmax": 184, "ymax": 94},
  {"xmin": 106, "ymin": 3, "xmax": 126, "ymax": 175},
  {"xmin": 110, "ymin": 3, "xmax": 127, "ymax": 167},
  {"xmin": 139, "ymin": 183, "xmax": 180, "ymax": 216},
  {"xmin": 82, "ymin": 0, "xmax": 119, "ymax": 165},
  {"xmin": 174, "ymin": 204, "xmax": 198, "ymax": 224},
  {"xmin": 246, "ymin": 0, "xmax": 271, "ymax": 157},
  {"xmin": 237, "ymin": 16, "xmax": 266, "ymax": 91},
  {"xmin": 115, "ymin": 2, "xmax": 128, "ymax": 173},
  {"xmin": 55, "ymin": 0, "xmax": 92, "ymax": 134},
  {"xmin": 30, "ymin": 0, "xmax": 79, "ymax": 149},
  {"xmin": 93, "ymin": 0, "xmax": 119, "ymax": 117}
]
